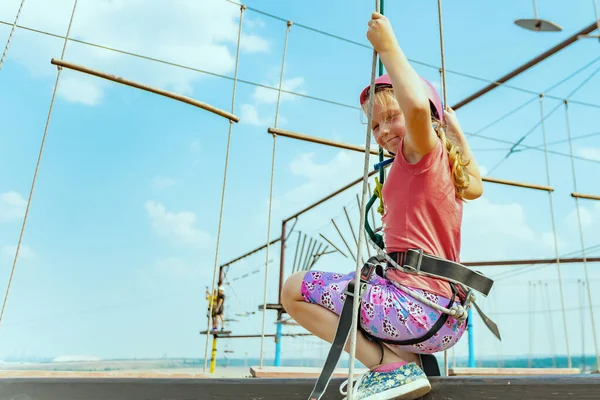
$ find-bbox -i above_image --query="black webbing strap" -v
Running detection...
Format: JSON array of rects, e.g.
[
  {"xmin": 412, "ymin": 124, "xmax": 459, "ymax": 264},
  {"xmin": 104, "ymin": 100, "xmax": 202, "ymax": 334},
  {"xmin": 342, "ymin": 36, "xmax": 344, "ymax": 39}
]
[
  {"xmin": 419, "ymin": 354, "xmax": 441, "ymax": 376},
  {"xmin": 390, "ymin": 251, "xmax": 501, "ymax": 341},
  {"xmin": 472, "ymin": 297, "xmax": 502, "ymax": 340},
  {"xmin": 308, "ymin": 279, "xmax": 365, "ymax": 400},
  {"xmin": 395, "ymin": 250, "xmax": 494, "ymax": 296}
]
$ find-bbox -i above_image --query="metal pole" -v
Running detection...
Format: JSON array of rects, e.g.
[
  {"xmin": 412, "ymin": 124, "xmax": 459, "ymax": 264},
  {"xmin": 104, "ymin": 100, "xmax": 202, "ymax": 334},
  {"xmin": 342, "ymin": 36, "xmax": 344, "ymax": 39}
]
[
  {"xmin": 467, "ymin": 308, "xmax": 475, "ymax": 367},
  {"xmin": 452, "ymin": 20, "xmax": 598, "ymax": 110},
  {"xmin": 275, "ymin": 314, "xmax": 283, "ymax": 367},
  {"xmin": 275, "ymin": 219, "xmax": 287, "ymax": 367}
]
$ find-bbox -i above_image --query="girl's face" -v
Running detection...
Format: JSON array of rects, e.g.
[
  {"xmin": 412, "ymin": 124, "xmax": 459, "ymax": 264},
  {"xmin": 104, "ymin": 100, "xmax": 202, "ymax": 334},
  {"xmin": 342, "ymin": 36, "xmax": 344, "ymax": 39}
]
[{"xmin": 370, "ymin": 98, "xmax": 407, "ymax": 154}]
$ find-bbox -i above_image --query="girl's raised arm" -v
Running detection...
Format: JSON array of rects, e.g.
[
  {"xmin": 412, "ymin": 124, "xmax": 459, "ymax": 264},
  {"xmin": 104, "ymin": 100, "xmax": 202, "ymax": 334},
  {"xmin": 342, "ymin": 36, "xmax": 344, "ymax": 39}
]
[{"xmin": 367, "ymin": 12, "xmax": 438, "ymax": 158}]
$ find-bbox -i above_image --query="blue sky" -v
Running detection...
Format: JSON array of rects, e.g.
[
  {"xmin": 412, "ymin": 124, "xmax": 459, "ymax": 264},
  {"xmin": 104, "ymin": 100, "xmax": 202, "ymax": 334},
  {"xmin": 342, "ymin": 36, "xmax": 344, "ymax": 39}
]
[{"xmin": 0, "ymin": 0, "xmax": 599, "ymax": 368}]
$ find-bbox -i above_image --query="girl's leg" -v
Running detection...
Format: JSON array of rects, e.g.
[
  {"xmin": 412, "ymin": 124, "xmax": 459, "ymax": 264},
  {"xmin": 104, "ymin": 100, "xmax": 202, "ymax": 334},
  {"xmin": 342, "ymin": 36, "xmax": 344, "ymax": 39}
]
[{"xmin": 281, "ymin": 271, "xmax": 420, "ymax": 369}]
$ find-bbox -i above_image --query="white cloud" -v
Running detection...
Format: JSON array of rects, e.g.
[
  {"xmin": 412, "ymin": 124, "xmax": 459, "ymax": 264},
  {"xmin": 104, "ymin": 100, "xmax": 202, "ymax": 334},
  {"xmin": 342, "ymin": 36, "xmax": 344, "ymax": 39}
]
[
  {"xmin": 565, "ymin": 202, "xmax": 600, "ymax": 239},
  {"xmin": 0, "ymin": 191, "xmax": 27, "ymax": 222},
  {"xmin": 58, "ymin": 76, "xmax": 104, "ymax": 106},
  {"xmin": 461, "ymin": 197, "xmax": 559, "ymax": 261},
  {"xmin": 1, "ymin": 245, "xmax": 35, "ymax": 261},
  {"xmin": 578, "ymin": 147, "xmax": 600, "ymax": 161},
  {"xmin": 244, "ymin": 17, "xmax": 266, "ymax": 30},
  {"xmin": 241, "ymin": 34, "xmax": 269, "ymax": 53},
  {"xmin": 252, "ymin": 77, "xmax": 305, "ymax": 104},
  {"xmin": 144, "ymin": 200, "xmax": 210, "ymax": 247},
  {"xmin": 240, "ymin": 104, "xmax": 271, "ymax": 127},
  {"xmin": 151, "ymin": 175, "xmax": 177, "ymax": 190},
  {"xmin": 2, "ymin": 0, "xmax": 270, "ymax": 106},
  {"xmin": 265, "ymin": 150, "xmax": 365, "ymax": 221},
  {"xmin": 242, "ymin": 77, "xmax": 304, "ymax": 127}
]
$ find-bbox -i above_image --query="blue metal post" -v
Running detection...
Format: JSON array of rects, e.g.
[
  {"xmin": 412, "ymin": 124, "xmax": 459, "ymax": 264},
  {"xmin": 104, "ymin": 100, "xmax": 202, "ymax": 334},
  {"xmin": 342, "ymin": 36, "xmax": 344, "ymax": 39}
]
[
  {"xmin": 274, "ymin": 320, "xmax": 282, "ymax": 366},
  {"xmin": 467, "ymin": 308, "xmax": 475, "ymax": 367}
]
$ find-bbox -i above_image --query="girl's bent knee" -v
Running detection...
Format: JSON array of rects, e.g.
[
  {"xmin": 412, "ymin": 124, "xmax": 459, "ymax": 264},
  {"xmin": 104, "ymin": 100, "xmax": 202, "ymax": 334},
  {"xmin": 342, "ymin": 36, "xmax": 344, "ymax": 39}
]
[{"xmin": 281, "ymin": 271, "xmax": 306, "ymax": 309}]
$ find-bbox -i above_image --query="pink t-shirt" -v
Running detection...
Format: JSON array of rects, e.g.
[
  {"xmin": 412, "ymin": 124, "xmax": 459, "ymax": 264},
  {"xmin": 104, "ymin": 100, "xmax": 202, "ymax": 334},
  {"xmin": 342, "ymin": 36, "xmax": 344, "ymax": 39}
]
[{"xmin": 381, "ymin": 138, "xmax": 463, "ymax": 299}]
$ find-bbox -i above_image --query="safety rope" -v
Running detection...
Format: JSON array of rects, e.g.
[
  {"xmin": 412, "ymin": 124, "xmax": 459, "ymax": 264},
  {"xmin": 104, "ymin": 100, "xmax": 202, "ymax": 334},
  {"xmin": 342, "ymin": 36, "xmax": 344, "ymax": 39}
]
[
  {"xmin": 437, "ymin": 0, "xmax": 448, "ymax": 108},
  {"xmin": 542, "ymin": 282, "xmax": 557, "ymax": 367},
  {"xmin": 259, "ymin": 19, "xmax": 292, "ymax": 369},
  {"xmin": 358, "ymin": 2, "xmax": 473, "ymax": 381},
  {"xmin": 564, "ymin": 99, "xmax": 600, "ymax": 370},
  {"xmin": 0, "ymin": 0, "xmax": 26, "ymax": 72},
  {"xmin": 435, "ymin": 0, "xmax": 451, "ymax": 376},
  {"xmin": 202, "ymin": 4, "xmax": 245, "ymax": 373},
  {"xmin": 528, "ymin": 281, "xmax": 536, "ymax": 368},
  {"xmin": 346, "ymin": 1, "xmax": 380, "ymax": 397},
  {"xmin": 579, "ymin": 279, "xmax": 587, "ymax": 369},
  {"xmin": 538, "ymin": 94, "xmax": 572, "ymax": 368},
  {"xmin": 0, "ymin": 0, "xmax": 79, "ymax": 330}
]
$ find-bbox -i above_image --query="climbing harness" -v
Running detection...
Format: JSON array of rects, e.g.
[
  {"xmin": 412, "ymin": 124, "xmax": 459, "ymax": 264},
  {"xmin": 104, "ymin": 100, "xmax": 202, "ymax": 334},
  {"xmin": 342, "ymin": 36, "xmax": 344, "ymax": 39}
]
[
  {"xmin": 308, "ymin": 162, "xmax": 502, "ymax": 399},
  {"xmin": 308, "ymin": 246, "xmax": 501, "ymax": 400}
]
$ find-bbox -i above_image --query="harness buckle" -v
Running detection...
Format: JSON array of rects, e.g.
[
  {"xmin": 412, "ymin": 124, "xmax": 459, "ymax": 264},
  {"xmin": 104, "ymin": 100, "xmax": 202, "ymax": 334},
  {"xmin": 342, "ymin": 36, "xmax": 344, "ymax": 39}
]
[
  {"xmin": 360, "ymin": 255, "xmax": 385, "ymax": 282},
  {"xmin": 462, "ymin": 289, "xmax": 475, "ymax": 309},
  {"xmin": 403, "ymin": 248, "xmax": 424, "ymax": 273},
  {"xmin": 344, "ymin": 280, "xmax": 367, "ymax": 297},
  {"xmin": 360, "ymin": 262, "xmax": 376, "ymax": 282}
]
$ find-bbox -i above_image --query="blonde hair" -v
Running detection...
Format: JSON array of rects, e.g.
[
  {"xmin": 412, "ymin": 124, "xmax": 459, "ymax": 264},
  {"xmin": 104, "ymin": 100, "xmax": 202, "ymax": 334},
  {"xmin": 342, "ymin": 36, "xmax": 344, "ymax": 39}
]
[{"xmin": 363, "ymin": 87, "xmax": 470, "ymax": 199}]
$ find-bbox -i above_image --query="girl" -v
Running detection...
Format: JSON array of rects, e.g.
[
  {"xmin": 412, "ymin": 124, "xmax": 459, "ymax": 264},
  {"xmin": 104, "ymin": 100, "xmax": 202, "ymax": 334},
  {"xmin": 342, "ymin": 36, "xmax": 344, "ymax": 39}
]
[{"xmin": 281, "ymin": 12, "xmax": 483, "ymax": 400}]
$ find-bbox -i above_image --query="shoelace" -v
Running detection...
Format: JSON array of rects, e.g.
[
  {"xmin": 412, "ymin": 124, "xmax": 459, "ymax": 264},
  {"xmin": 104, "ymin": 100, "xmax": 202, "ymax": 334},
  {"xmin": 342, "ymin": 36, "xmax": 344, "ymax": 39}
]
[{"xmin": 339, "ymin": 370, "xmax": 370, "ymax": 398}]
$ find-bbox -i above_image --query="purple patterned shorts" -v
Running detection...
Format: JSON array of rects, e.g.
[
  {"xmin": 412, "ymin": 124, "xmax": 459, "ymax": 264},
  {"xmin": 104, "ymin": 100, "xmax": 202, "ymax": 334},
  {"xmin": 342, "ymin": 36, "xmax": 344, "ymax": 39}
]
[{"xmin": 301, "ymin": 270, "xmax": 467, "ymax": 354}]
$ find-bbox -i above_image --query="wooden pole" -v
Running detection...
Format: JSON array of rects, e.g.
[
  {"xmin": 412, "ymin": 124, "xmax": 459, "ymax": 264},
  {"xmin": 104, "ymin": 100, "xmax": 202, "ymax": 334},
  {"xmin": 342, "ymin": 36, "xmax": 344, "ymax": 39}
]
[
  {"xmin": 571, "ymin": 192, "xmax": 600, "ymax": 201},
  {"xmin": 463, "ymin": 256, "xmax": 600, "ymax": 267},
  {"xmin": 268, "ymin": 127, "xmax": 392, "ymax": 158},
  {"xmin": 51, "ymin": 58, "xmax": 240, "ymax": 122},
  {"xmin": 269, "ymin": 127, "xmax": 554, "ymax": 192}
]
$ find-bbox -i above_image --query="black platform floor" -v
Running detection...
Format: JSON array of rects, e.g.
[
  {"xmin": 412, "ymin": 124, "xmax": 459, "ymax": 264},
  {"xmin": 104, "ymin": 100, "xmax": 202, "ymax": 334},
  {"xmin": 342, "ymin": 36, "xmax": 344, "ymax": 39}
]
[{"xmin": 0, "ymin": 375, "xmax": 599, "ymax": 399}]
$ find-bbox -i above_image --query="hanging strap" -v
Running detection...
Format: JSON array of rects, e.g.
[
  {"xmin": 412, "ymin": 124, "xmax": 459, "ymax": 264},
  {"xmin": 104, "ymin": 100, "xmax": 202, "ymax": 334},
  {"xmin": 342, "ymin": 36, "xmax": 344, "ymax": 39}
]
[
  {"xmin": 307, "ymin": 274, "xmax": 370, "ymax": 400},
  {"xmin": 390, "ymin": 250, "xmax": 494, "ymax": 296},
  {"xmin": 386, "ymin": 250, "xmax": 500, "ymax": 341}
]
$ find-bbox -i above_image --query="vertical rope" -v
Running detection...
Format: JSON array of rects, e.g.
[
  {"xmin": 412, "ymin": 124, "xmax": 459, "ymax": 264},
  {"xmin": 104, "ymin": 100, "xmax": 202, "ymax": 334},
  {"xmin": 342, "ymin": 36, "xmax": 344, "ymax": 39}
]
[
  {"xmin": 538, "ymin": 94, "xmax": 572, "ymax": 368},
  {"xmin": 202, "ymin": 4, "xmax": 245, "ymax": 373},
  {"xmin": 593, "ymin": 0, "xmax": 600, "ymax": 34},
  {"xmin": 543, "ymin": 282, "xmax": 557, "ymax": 367},
  {"xmin": 377, "ymin": 0, "xmax": 386, "ymax": 186},
  {"xmin": 437, "ymin": 0, "xmax": 448, "ymax": 108},
  {"xmin": 0, "ymin": 0, "xmax": 26, "ymax": 72},
  {"xmin": 532, "ymin": 0, "xmax": 539, "ymax": 19},
  {"xmin": 564, "ymin": 99, "xmax": 600, "ymax": 370},
  {"xmin": 436, "ymin": 0, "xmax": 450, "ymax": 376},
  {"xmin": 528, "ymin": 281, "xmax": 536, "ymax": 368},
  {"xmin": 0, "ymin": 0, "xmax": 79, "ymax": 330},
  {"xmin": 259, "ymin": 19, "xmax": 292, "ymax": 368},
  {"xmin": 347, "ymin": 1, "xmax": 380, "ymax": 397},
  {"xmin": 580, "ymin": 280, "xmax": 587, "ymax": 370}
]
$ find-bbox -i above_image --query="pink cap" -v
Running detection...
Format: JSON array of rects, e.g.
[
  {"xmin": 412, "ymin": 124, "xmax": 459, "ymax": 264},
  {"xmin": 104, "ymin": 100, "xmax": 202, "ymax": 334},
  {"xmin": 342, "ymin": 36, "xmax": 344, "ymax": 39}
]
[{"xmin": 359, "ymin": 74, "xmax": 444, "ymax": 120}]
